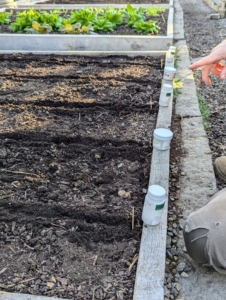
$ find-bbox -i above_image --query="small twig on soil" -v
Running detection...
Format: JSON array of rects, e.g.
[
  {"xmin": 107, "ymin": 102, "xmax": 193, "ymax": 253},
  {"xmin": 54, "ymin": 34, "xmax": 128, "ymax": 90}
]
[
  {"xmin": 161, "ymin": 13, "xmax": 165, "ymax": 23},
  {"xmin": 11, "ymin": 183, "xmax": 18, "ymax": 188},
  {"xmin": 50, "ymin": 222, "xmax": 67, "ymax": 230},
  {"xmin": 0, "ymin": 267, "xmax": 7, "ymax": 275},
  {"xmin": 116, "ymin": 290, "xmax": 124, "ymax": 300},
  {"xmin": 11, "ymin": 221, "xmax": 16, "ymax": 232},
  {"xmin": 93, "ymin": 254, "xmax": 98, "ymax": 266},
  {"xmin": 79, "ymin": 112, "xmax": 81, "ymax": 121},
  {"xmin": 128, "ymin": 254, "xmax": 138, "ymax": 272},
  {"xmin": 0, "ymin": 169, "xmax": 39, "ymax": 177},
  {"xmin": 132, "ymin": 207, "xmax": 134, "ymax": 231},
  {"xmin": 24, "ymin": 243, "xmax": 34, "ymax": 251},
  {"xmin": 150, "ymin": 96, "xmax": 153, "ymax": 110},
  {"xmin": 92, "ymin": 285, "xmax": 103, "ymax": 300},
  {"xmin": 145, "ymin": 152, "xmax": 152, "ymax": 158},
  {"xmin": 8, "ymin": 245, "xmax": 16, "ymax": 253},
  {"xmin": 20, "ymin": 277, "xmax": 36, "ymax": 283}
]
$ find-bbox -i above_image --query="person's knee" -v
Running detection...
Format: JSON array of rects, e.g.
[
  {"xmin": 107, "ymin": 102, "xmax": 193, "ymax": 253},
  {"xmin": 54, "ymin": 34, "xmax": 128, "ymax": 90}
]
[{"xmin": 183, "ymin": 227, "xmax": 209, "ymax": 264}]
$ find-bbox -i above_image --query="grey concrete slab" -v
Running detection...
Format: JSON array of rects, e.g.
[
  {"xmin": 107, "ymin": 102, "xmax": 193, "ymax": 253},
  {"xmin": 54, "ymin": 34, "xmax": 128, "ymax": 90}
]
[
  {"xmin": 175, "ymin": 44, "xmax": 201, "ymax": 117},
  {"xmin": 173, "ymin": 0, "xmax": 184, "ymax": 40},
  {"xmin": 179, "ymin": 116, "xmax": 217, "ymax": 217}
]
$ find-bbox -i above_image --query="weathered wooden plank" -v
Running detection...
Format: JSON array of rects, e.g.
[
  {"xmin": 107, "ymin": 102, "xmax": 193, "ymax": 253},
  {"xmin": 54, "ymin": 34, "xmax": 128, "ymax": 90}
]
[
  {"xmin": 0, "ymin": 291, "xmax": 67, "ymax": 300},
  {"xmin": 133, "ymin": 57, "xmax": 173, "ymax": 300},
  {"xmin": 133, "ymin": 148, "xmax": 169, "ymax": 300}
]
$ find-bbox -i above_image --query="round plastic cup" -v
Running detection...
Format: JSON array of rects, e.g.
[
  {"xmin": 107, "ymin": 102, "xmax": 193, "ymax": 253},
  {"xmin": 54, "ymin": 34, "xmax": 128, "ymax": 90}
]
[
  {"xmin": 159, "ymin": 84, "xmax": 173, "ymax": 107},
  {"xmin": 142, "ymin": 185, "xmax": 166, "ymax": 226},
  {"xmin": 163, "ymin": 67, "xmax": 176, "ymax": 80},
  {"xmin": 153, "ymin": 128, "xmax": 173, "ymax": 150}
]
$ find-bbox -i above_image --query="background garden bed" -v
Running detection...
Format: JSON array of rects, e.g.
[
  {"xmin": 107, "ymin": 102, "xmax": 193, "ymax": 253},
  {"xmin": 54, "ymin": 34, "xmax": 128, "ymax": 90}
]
[
  {"xmin": 0, "ymin": 5, "xmax": 173, "ymax": 53},
  {"xmin": 0, "ymin": 53, "xmax": 163, "ymax": 299},
  {"xmin": 44, "ymin": 0, "xmax": 170, "ymax": 4}
]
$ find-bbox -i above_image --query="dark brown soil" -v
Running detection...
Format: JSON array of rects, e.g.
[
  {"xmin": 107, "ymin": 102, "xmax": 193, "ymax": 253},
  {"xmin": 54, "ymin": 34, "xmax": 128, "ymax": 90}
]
[
  {"xmin": 0, "ymin": 54, "xmax": 164, "ymax": 299},
  {"xmin": 0, "ymin": 9, "xmax": 168, "ymax": 36}
]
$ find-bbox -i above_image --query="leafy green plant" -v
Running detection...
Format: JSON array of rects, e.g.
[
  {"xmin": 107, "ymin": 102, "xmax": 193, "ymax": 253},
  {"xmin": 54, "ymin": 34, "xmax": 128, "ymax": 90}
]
[
  {"xmin": 92, "ymin": 18, "xmax": 115, "ymax": 31},
  {"xmin": 132, "ymin": 20, "xmax": 160, "ymax": 34},
  {"xmin": 9, "ymin": 17, "xmax": 30, "ymax": 32},
  {"xmin": 103, "ymin": 8, "xmax": 123, "ymax": 25},
  {"xmin": 38, "ymin": 11, "xmax": 62, "ymax": 30},
  {"xmin": 9, "ymin": 9, "xmax": 40, "ymax": 32},
  {"xmin": 123, "ymin": 4, "xmax": 145, "ymax": 26},
  {"xmin": 0, "ymin": 11, "xmax": 11, "ymax": 25},
  {"xmin": 145, "ymin": 7, "xmax": 165, "ymax": 17},
  {"xmin": 173, "ymin": 78, "xmax": 183, "ymax": 101},
  {"xmin": 69, "ymin": 8, "xmax": 97, "ymax": 25},
  {"xmin": 24, "ymin": 21, "xmax": 52, "ymax": 34},
  {"xmin": 59, "ymin": 22, "xmax": 94, "ymax": 34}
]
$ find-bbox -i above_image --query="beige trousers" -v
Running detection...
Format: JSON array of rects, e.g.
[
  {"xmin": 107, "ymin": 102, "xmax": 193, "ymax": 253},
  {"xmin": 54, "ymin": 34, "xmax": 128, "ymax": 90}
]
[{"xmin": 183, "ymin": 188, "xmax": 226, "ymax": 274}]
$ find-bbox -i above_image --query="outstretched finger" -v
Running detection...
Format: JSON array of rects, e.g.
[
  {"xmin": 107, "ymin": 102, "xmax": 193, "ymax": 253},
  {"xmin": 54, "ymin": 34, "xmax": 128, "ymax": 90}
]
[
  {"xmin": 201, "ymin": 65, "xmax": 211, "ymax": 86},
  {"xmin": 189, "ymin": 53, "xmax": 222, "ymax": 70},
  {"xmin": 220, "ymin": 65, "xmax": 226, "ymax": 80}
]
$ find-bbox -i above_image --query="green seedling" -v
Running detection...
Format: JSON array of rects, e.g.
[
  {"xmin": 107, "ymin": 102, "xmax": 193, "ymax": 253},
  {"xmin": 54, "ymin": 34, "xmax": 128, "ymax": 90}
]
[
  {"xmin": 92, "ymin": 18, "xmax": 115, "ymax": 31},
  {"xmin": 123, "ymin": 4, "xmax": 145, "ymax": 26},
  {"xmin": 69, "ymin": 8, "xmax": 97, "ymax": 25},
  {"xmin": 173, "ymin": 78, "xmax": 183, "ymax": 101},
  {"xmin": 103, "ymin": 9, "xmax": 123, "ymax": 25},
  {"xmin": 197, "ymin": 90, "xmax": 210, "ymax": 129},
  {"xmin": 145, "ymin": 7, "xmax": 165, "ymax": 17},
  {"xmin": 59, "ymin": 22, "xmax": 94, "ymax": 34},
  {"xmin": 24, "ymin": 21, "xmax": 52, "ymax": 34},
  {"xmin": 132, "ymin": 20, "xmax": 160, "ymax": 34},
  {"xmin": 0, "ymin": 11, "xmax": 11, "ymax": 24}
]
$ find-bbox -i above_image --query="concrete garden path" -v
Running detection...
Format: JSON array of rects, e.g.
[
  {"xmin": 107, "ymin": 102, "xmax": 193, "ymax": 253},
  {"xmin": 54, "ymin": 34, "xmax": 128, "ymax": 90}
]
[{"xmin": 174, "ymin": 0, "xmax": 226, "ymax": 299}]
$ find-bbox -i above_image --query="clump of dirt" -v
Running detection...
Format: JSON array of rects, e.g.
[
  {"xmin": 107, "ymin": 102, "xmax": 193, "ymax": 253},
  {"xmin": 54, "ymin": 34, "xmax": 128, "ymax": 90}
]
[{"xmin": 0, "ymin": 54, "xmax": 164, "ymax": 299}]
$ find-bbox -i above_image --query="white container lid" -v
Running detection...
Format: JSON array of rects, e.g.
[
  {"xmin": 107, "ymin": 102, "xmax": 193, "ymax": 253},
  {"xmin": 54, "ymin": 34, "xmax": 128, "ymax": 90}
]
[
  {"xmin": 162, "ymin": 84, "xmax": 172, "ymax": 92},
  {"xmin": 154, "ymin": 128, "xmax": 173, "ymax": 141},
  {"xmin": 164, "ymin": 67, "xmax": 176, "ymax": 74},
  {"xmin": 169, "ymin": 46, "xmax": 176, "ymax": 51},
  {"xmin": 147, "ymin": 185, "xmax": 166, "ymax": 201}
]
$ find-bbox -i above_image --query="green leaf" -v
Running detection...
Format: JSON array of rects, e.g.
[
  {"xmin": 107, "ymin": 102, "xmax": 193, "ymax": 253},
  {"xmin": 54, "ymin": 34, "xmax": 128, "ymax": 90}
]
[
  {"xmin": 145, "ymin": 7, "xmax": 165, "ymax": 17},
  {"xmin": 0, "ymin": 12, "xmax": 11, "ymax": 25},
  {"xmin": 132, "ymin": 20, "xmax": 160, "ymax": 34},
  {"xmin": 93, "ymin": 17, "xmax": 115, "ymax": 32},
  {"xmin": 127, "ymin": 4, "xmax": 135, "ymax": 16}
]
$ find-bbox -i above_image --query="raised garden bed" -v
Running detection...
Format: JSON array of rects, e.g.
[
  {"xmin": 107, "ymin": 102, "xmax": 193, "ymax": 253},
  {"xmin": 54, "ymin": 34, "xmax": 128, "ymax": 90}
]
[
  {"xmin": 0, "ymin": 53, "xmax": 163, "ymax": 299},
  {"xmin": 0, "ymin": 4, "xmax": 174, "ymax": 53},
  {"xmin": 42, "ymin": 0, "xmax": 171, "ymax": 4}
]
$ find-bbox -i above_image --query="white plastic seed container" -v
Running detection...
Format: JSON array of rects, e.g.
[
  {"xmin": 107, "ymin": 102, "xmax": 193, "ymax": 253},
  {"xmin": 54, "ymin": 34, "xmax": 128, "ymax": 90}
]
[
  {"xmin": 142, "ymin": 185, "xmax": 166, "ymax": 226},
  {"xmin": 153, "ymin": 128, "xmax": 173, "ymax": 150},
  {"xmin": 163, "ymin": 67, "xmax": 176, "ymax": 81},
  {"xmin": 159, "ymin": 84, "xmax": 173, "ymax": 106},
  {"xmin": 169, "ymin": 46, "xmax": 176, "ymax": 55}
]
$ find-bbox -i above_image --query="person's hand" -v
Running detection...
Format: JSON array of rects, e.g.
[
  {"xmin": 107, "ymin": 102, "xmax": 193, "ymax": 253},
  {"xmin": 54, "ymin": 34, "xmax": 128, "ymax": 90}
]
[{"xmin": 189, "ymin": 40, "xmax": 226, "ymax": 86}]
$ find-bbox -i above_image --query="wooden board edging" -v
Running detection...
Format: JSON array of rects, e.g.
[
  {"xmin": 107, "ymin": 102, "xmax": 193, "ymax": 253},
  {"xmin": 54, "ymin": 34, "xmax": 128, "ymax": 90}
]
[{"xmin": 133, "ymin": 57, "xmax": 173, "ymax": 300}]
